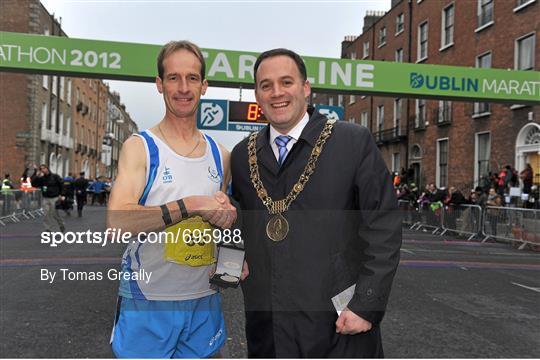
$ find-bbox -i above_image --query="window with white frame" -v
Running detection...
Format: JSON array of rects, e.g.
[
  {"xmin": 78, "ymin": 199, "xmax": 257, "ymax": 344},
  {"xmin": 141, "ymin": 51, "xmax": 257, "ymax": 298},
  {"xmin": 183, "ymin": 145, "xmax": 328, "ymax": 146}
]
[
  {"xmin": 395, "ymin": 48, "xmax": 404, "ymax": 62},
  {"xmin": 51, "ymin": 76, "xmax": 57, "ymax": 96},
  {"xmin": 67, "ymin": 80, "xmax": 72, "ymax": 105},
  {"xmin": 442, "ymin": 4, "xmax": 454, "ymax": 48},
  {"xmin": 436, "ymin": 139, "xmax": 449, "ymax": 188},
  {"xmin": 51, "ymin": 107, "xmax": 57, "ymax": 132},
  {"xmin": 329, "ymin": 97, "xmax": 334, "ymax": 106},
  {"xmin": 59, "ymin": 112, "xmax": 64, "ymax": 135},
  {"xmin": 392, "ymin": 153, "xmax": 401, "ymax": 173},
  {"xmin": 348, "ymin": 116, "xmax": 356, "ymax": 124},
  {"xmin": 42, "ymin": 75, "xmax": 48, "ymax": 89},
  {"xmin": 415, "ymin": 99, "xmax": 426, "ymax": 128},
  {"xmin": 394, "ymin": 98, "xmax": 402, "ymax": 135},
  {"xmin": 363, "ymin": 42, "xmax": 369, "ymax": 59},
  {"xmin": 474, "ymin": 52, "xmax": 491, "ymax": 115},
  {"xmin": 350, "ymin": 52, "xmax": 356, "ymax": 60},
  {"xmin": 377, "ymin": 105, "xmax": 384, "ymax": 134},
  {"xmin": 338, "ymin": 94, "xmax": 343, "ymax": 107},
  {"xmin": 41, "ymin": 103, "xmax": 48, "ymax": 130},
  {"xmin": 418, "ymin": 21, "xmax": 428, "ymax": 61},
  {"xmin": 516, "ymin": 33, "xmax": 535, "ymax": 70},
  {"xmin": 478, "ymin": 0, "xmax": 493, "ymax": 28},
  {"xmin": 396, "ymin": 13, "xmax": 404, "ymax": 34},
  {"xmin": 379, "ymin": 27, "xmax": 387, "ymax": 47},
  {"xmin": 349, "ymin": 95, "xmax": 355, "ymax": 104},
  {"xmin": 438, "ymin": 100, "xmax": 452, "ymax": 123},
  {"xmin": 361, "ymin": 112, "xmax": 368, "ymax": 128},
  {"xmin": 60, "ymin": 77, "xmax": 65, "ymax": 101},
  {"xmin": 475, "ymin": 132, "xmax": 491, "ymax": 185}
]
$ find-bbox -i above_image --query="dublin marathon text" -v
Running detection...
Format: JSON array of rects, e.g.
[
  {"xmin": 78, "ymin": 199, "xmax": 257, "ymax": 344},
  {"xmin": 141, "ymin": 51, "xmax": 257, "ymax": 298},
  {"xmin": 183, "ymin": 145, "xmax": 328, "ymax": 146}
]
[{"xmin": 40, "ymin": 228, "xmax": 242, "ymax": 247}]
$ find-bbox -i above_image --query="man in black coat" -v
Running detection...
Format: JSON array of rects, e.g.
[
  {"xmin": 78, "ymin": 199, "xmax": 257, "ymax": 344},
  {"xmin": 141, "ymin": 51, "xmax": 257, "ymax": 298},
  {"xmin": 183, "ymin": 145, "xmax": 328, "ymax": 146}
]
[
  {"xmin": 73, "ymin": 172, "xmax": 89, "ymax": 217},
  {"xmin": 31, "ymin": 164, "xmax": 65, "ymax": 232},
  {"xmin": 231, "ymin": 49, "xmax": 401, "ymax": 357}
]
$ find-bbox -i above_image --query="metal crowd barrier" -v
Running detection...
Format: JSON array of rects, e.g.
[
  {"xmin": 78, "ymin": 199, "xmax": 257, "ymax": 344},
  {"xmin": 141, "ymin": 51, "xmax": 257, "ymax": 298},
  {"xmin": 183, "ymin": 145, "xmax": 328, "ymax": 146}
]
[
  {"xmin": 0, "ymin": 190, "xmax": 44, "ymax": 226},
  {"xmin": 482, "ymin": 206, "xmax": 540, "ymax": 250},
  {"xmin": 440, "ymin": 204, "xmax": 483, "ymax": 240},
  {"xmin": 398, "ymin": 200, "xmax": 417, "ymax": 228}
]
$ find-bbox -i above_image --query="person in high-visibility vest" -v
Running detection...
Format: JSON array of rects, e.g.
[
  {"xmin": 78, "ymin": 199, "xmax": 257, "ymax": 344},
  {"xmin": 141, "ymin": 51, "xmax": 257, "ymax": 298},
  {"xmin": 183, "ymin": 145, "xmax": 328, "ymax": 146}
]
[{"xmin": 1, "ymin": 174, "xmax": 14, "ymax": 191}]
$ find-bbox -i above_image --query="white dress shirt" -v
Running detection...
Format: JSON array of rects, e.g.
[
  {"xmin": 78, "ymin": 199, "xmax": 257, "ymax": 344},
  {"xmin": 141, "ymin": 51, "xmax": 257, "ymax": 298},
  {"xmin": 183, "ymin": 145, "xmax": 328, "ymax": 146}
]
[{"xmin": 269, "ymin": 112, "xmax": 310, "ymax": 163}]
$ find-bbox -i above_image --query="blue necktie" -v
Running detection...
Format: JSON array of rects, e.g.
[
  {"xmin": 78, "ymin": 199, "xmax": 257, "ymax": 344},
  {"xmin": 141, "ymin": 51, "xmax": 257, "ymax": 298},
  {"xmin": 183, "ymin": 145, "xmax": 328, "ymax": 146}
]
[{"xmin": 275, "ymin": 135, "xmax": 291, "ymax": 165}]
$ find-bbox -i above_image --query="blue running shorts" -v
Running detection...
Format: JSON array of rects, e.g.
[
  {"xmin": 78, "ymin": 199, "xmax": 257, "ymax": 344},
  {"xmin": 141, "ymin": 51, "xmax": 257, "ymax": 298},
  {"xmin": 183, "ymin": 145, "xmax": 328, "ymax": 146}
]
[{"xmin": 111, "ymin": 293, "xmax": 226, "ymax": 358}]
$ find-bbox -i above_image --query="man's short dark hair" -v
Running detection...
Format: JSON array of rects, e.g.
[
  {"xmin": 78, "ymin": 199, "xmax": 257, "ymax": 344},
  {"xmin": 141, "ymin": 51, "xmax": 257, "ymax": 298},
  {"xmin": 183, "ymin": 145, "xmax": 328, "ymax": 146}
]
[
  {"xmin": 253, "ymin": 48, "xmax": 307, "ymax": 84},
  {"xmin": 157, "ymin": 40, "xmax": 206, "ymax": 81}
]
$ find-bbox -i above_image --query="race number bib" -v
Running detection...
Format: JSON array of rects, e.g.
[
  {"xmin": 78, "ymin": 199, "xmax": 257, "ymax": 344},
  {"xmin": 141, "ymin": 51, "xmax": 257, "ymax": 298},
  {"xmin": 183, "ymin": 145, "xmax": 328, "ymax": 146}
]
[{"xmin": 163, "ymin": 216, "xmax": 215, "ymax": 267}]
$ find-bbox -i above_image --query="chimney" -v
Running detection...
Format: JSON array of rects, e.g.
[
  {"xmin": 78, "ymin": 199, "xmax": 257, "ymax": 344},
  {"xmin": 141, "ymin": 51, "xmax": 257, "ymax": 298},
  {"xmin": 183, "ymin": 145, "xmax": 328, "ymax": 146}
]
[
  {"xmin": 363, "ymin": 10, "xmax": 386, "ymax": 32},
  {"xmin": 341, "ymin": 35, "xmax": 358, "ymax": 58}
]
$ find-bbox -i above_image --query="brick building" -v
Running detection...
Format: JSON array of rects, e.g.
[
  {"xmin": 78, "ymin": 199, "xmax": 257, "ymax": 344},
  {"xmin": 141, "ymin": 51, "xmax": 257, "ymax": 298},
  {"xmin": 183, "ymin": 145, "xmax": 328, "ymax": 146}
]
[
  {"xmin": 331, "ymin": 0, "xmax": 539, "ymax": 191},
  {"xmin": 1, "ymin": 0, "xmax": 138, "ymax": 183},
  {"xmin": 103, "ymin": 91, "xmax": 138, "ymax": 179},
  {"xmin": 71, "ymin": 78, "xmax": 108, "ymax": 179},
  {"xmin": 0, "ymin": 0, "xmax": 75, "ymax": 182}
]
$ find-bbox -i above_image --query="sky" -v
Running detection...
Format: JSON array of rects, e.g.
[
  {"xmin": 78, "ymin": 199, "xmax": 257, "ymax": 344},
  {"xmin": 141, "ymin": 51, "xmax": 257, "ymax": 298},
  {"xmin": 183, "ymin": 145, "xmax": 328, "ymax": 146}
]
[{"xmin": 40, "ymin": 0, "xmax": 391, "ymax": 149}]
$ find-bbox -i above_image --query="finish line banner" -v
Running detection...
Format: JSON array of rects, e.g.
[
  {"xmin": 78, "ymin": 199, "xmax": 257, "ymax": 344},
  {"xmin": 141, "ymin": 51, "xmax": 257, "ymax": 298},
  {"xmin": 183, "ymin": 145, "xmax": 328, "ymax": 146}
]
[{"xmin": 1, "ymin": 31, "xmax": 539, "ymax": 104}]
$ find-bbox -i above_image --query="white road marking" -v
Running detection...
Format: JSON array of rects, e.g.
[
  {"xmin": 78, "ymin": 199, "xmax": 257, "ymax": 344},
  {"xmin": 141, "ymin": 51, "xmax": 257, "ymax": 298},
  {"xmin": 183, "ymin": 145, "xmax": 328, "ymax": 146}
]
[
  {"xmin": 511, "ymin": 282, "xmax": 540, "ymax": 293},
  {"xmin": 400, "ymin": 248, "xmax": 415, "ymax": 255}
]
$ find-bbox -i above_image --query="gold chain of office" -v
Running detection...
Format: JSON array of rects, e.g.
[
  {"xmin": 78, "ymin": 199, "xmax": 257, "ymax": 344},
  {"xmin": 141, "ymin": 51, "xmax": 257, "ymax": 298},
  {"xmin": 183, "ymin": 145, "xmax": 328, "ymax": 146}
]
[{"xmin": 247, "ymin": 119, "xmax": 336, "ymax": 215}]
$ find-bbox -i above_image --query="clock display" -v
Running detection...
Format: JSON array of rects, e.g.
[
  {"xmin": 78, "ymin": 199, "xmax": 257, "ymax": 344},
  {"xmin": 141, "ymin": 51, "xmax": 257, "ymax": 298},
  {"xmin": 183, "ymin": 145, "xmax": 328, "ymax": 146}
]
[{"xmin": 229, "ymin": 101, "xmax": 267, "ymax": 123}]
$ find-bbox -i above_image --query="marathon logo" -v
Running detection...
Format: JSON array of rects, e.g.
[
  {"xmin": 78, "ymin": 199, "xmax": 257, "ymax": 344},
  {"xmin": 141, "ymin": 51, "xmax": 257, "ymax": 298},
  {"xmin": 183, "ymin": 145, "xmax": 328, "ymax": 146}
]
[{"xmin": 410, "ymin": 72, "xmax": 540, "ymax": 96}]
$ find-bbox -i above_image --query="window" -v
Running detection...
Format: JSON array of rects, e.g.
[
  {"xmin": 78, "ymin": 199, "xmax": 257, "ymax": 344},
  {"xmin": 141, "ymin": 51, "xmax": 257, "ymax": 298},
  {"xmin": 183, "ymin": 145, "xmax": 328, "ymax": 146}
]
[
  {"xmin": 474, "ymin": 52, "xmax": 491, "ymax": 115},
  {"xmin": 67, "ymin": 80, "xmax": 72, "ymax": 105},
  {"xmin": 377, "ymin": 105, "xmax": 384, "ymax": 133},
  {"xmin": 52, "ymin": 76, "xmax": 57, "ymax": 96},
  {"xmin": 349, "ymin": 95, "xmax": 355, "ymax": 104},
  {"xmin": 348, "ymin": 117, "xmax": 356, "ymax": 124},
  {"xmin": 60, "ymin": 77, "xmax": 65, "ymax": 101},
  {"xmin": 361, "ymin": 112, "xmax": 368, "ymax": 128},
  {"xmin": 436, "ymin": 139, "xmax": 449, "ymax": 188},
  {"xmin": 379, "ymin": 27, "xmax": 387, "ymax": 47},
  {"xmin": 379, "ymin": 26, "xmax": 386, "ymax": 47},
  {"xmin": 51, "ymin": 107, "xmax": 57, "ymax": 132},
  {"xmin": 394, "ymin": 99, "xmax": 402, "ymax": 135},
  {"xmin": 392, "ymin": 153, "xmax": 401, "ymax": 173},
  {"xmin": 415, "ymin": 99, "xmax": 426, "ymax": 128},
  {"xmin": 395, "ymin": 48, "xmax": 403, "ymax": 62},
  {"xmin": 328, "ymin": 97, "xmax": 334, "ymax": 106},
  {"xmin": 438, "ymin": 101, "xmax": 452, "ymax": 124},
  {"xmin": 514, "ymin": 0, "xmax": 536, "ymax": 12},
  {"xmin": 441, "ymin": 4, "xmax": 454, "ymax": 48},
  {"xmin": 350, "ymin": 52, "xmax": 356, "ymax": 60},
  {"xmin": 363, "ymin": 42, "xmax": 369, "ymax": 59},
  {"xmin": 475, "ymin": 132, "xmax": 491, "ymax": 186},
  {"xmin": 396, "ymin": 13, "xmax": 404, "ymax": 34},
  {"xmin": 418, "ymin": 21, "xmax": 428, "ymax": 61},
  {"xmin": 338, "ymin": 94, "xmax": 343, "ymax": 107},
  {"xmin": 59, "ymin": 112, "xmax": 64, "ymax": 135},
  {"xmin": 516, "ymin": 33, "xmax": 535, "ymax": 70},
  {"xmin": 41, "ymin": 103, "xmax": 48, "ymax": 130},
  {"xmin": 478, "ymin": 0, "xmax": 493, "ymax": 28},
  {"xmin": 42, "ymin": 75, "xmax": 48, "ymax": 89}
]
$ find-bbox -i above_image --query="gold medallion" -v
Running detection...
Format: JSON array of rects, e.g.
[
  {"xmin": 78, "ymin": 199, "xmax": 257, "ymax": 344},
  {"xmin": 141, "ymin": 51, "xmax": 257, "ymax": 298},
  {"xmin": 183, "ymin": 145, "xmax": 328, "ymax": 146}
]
[{"xmin": 266, "ymin": 213, "xmax": 289, "ymax": 242}]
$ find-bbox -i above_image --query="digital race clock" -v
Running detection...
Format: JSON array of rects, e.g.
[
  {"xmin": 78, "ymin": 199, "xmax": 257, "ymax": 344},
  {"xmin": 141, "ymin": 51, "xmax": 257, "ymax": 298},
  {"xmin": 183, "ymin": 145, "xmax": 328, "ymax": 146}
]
[{"xmin": 229, "ymin": 101, "xmax": 268, "ymax": 123}]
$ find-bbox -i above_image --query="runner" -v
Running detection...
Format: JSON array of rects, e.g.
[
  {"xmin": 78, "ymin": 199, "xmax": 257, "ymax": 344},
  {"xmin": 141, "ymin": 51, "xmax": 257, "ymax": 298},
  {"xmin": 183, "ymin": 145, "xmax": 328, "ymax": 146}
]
[{"xmin": 107, "ymin": 40, "xmax": 245, "ymax": 358}]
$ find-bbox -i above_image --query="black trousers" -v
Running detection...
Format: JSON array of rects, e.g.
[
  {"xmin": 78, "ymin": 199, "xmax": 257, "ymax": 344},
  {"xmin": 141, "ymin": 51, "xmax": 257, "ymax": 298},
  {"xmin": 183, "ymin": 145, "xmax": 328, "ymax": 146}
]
[{"xmin": 245, "ymin": 310, "xmax": 384, "ymax": 358}]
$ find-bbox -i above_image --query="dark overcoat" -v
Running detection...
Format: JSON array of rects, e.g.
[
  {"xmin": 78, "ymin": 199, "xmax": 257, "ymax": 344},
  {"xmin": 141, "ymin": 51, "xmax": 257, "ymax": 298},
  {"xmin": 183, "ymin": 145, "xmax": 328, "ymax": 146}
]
[{"xmin": 231, "ymin": 107, "xmax": 402, "ymax": 358}]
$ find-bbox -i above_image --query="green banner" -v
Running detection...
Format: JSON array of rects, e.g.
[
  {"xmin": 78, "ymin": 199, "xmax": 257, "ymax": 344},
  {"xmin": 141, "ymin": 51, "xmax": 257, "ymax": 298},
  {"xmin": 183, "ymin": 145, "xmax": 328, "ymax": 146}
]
[{"xmin": 1, "ymin": 31, "xmax": 539, "ymax": 104}]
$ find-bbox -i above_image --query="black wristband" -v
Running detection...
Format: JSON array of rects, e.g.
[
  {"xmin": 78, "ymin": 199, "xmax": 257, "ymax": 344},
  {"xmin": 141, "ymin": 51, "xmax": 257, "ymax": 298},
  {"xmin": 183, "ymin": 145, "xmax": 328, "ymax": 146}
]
[
  {"xmin": 177, "ymin": 199, "xmax": 188, "ymax": 219},
  {"xmin": 160, "ymin": 204, "xmax": 172, "ymax": 226}
]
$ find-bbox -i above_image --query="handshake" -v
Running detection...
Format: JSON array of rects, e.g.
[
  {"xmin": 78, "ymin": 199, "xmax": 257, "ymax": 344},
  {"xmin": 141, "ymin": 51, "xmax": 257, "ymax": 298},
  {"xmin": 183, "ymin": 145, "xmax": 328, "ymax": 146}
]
[{"xmin": 194, "ymin": 191, "xmax": 237, "ymax": 229}]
